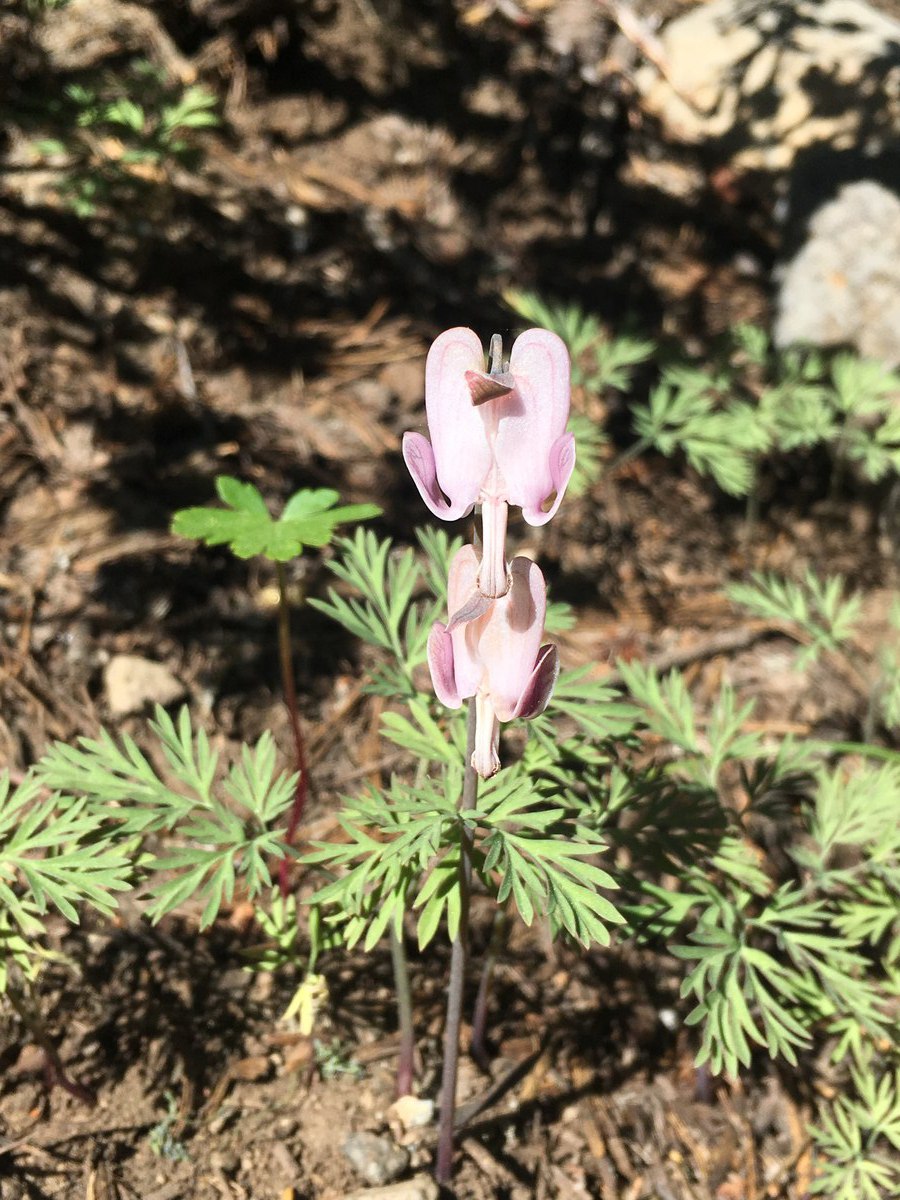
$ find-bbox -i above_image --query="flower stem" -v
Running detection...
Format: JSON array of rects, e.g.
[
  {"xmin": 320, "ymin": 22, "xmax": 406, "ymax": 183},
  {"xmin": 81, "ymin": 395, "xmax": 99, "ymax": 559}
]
[
  {"xmin": 470, "ymin": 904, "xmax": 509, "ymax": 1072},
  {"xmin": 7, "ymin": 982, "xmax": 96, "ymax": 1106},
  {"xmin": 391, "ymin": 926, "xmax": 416, "ymax": 1097},
  {"xmin": 275, "ymin": 561, "xmax": 309, "ymax": 896},
  {"xmin": 479, "ymin": 496, "xmax": 509, "ymax": 599},
  {"xmin": 435, "ymin": 700, "xmax": 478, "ymax": 1184},
  {"xmin": 606, "ymin": 435, "xmax": 651, "ymax": 478}
]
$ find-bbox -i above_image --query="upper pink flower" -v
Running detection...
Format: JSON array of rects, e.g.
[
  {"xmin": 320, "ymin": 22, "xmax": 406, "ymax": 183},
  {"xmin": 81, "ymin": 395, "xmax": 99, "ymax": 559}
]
[{"xmin": 402, "ymin": 327, "xmax": 575, "ymax": 527}]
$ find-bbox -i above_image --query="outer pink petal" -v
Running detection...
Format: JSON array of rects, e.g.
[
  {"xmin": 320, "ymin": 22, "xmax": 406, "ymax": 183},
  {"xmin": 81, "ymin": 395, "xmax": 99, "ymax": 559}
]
[
  {"xmin": 446, "ymin": 545, "xmax": 485, "ymax": 700},
  {"xmin": 427, "ymin": 623, "xmax": 462, "ymax": 708},
  {"xmin": 403, "ymin": 432, "xmax": 471, "ymax": 521},
  {"xmin": 520, "ymin": 431, "xmax": 576, "ymax": 526},
  {"xmin": 479, "ymin": 556, "xmax": 547, "ymax": 721},
  {"xmin": 424, "ymin": 327, "xmax": 492, "ymax": 517},
  {"xmin": 494, "ymin": 329, "xmax": 572, "ymax": 520},
  {"xmin": 512, "ymin": 644, "xmax": 560, "ymax": 719}
]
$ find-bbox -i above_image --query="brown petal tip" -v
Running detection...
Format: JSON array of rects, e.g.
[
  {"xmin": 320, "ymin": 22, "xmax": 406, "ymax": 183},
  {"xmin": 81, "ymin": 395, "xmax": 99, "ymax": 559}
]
[{"xmin": 465, "ymin": 370, "xmax": 514, "ymax": 406}]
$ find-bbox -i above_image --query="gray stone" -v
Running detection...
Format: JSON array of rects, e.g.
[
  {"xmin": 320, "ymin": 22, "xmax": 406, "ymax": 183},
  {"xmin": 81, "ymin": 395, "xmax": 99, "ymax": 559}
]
[
  {"xmin": 342, "ymin": 1131, "xmax": 410, "ymax": 1187},
  {"xmin": 775, "ymin": 181, "xmax": 900, "ymax": 363}
]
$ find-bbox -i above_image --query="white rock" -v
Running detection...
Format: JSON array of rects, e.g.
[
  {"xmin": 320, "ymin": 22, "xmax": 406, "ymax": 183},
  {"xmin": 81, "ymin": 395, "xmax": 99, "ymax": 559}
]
[
  {"xmin": 636, "ymin": 0, "xmax": 900, "ymax": 172},
  {"xmin": 775, "ymin": 181, "xmax": 900, "ymax": 363},
  {"xmin": 104, "ymin": 654, "xmax": 185, "ymax": 716},
  {"xmin": 340, "ymin": 1178, "xmax": 439, "ymax": 1200},
  {"xmin": 387, "ymin": 1094, "xmax": 435, "ymax": 1131}
]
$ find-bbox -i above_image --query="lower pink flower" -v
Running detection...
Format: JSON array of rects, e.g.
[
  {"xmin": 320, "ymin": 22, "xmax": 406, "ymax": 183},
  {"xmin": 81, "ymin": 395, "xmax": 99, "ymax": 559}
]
[{"xmin": 427, "ymin": 545, "xmax": 560, "ymax": 777}]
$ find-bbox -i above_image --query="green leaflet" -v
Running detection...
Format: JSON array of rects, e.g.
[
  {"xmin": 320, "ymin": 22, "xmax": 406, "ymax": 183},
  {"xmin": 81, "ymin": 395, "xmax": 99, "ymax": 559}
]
[{"xmin": 172, "ymin": 476, "xmax": 380, "ymax": 562}]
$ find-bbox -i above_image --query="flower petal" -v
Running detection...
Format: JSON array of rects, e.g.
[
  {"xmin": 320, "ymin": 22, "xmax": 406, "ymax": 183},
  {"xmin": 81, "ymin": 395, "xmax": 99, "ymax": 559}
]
[
  {"xmin": 446, "ymin": 543, "xmax": 481, "ymax": 613},
  {"xmin": 480, "ymin": 556, "xmax": 547, "ymax": 721},
  {"xmin": 403, "ymin": 432, "xmax": 468, "ymax": 520},
  {"xmin": 465, "ymin": 370, "xmax": 514, "ymax": 406},
  {"xmin": 447, "ymin": 589, "xmax": 494, "ymax": 632},
  {"xmin": 472, "ymin": 692, "xmax": 501, "ymax": 778},
  {"xmin": 446, "ymin": 545, "xmax": 486, "ymax": 700},
  {"xmin": 427, "ymin": 623, "xmax": 462, "ymax": 709},
  {"xmin": 494, "ymin": 328, "xmax": 572, "ymax": 521},
  {"xmin": 425, "ymin": 327, "xmax": 492, "ymax": 517},
  {"xmin": 403, "ymin": 434, "xmax": 458, "ymax": 523},
  {"xmin": 512, "ymin": 644, "xmax": 560, "ymax": 719},
  {"xmin": 520, "ymin": 431, "xmax": 576, "ymax": 526}
]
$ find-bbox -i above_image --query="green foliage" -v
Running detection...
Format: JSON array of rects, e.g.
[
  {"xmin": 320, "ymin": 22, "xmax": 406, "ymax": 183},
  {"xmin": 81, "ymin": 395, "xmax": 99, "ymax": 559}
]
[
  {"xmin": 0, "ymin": 771, "xmax": 131, "ymax": 990},
  {"xmin": 529, "ymin": 666, "xmax": 639, "ymax": 748},
  {"xmin": 616, "ymin": 660, "xmax": 764, "ymax": 785},
  {"xmin": 304, "ymin": 528, "xmax": 642, "ymax": 957},
  {"xmin": 308, "ymin": 526, "xmax": 461, "ymax": 694},
  {"xmin": 478, "ymin": 781, "xmax": 622, "ymax": 948},
  {"xmin": 505, "ymin": 289, "xmax": 654, "ymax": 391},
  {"xmin": 301, "ymin": 523, "xmax": 886, "ymax": 1113},
  {"xmin": 243, "ymin": 888, "xmax": 303, "ymax": 973},
  {"xmin": 878, "ymin": 600, "xmax": 900, "ymax": 730},
  {"xmin": 6, "ymin": 447, "xmax": 893, "ymax": 1200},
  {"xmin": 611, "ymin": 645, "xmax": 899, "ymax": 1121},
  {"xmin": 28, "ymin": 61, "xmax": 220, "ymax": 216},
  {"xmin": 728, "ymin": 568, "xmax": 900, "ymax": 735},
  {"xmin": 303, "ymin": 763, "xmax": 623, "ymax": 954},
  {"xmin": 829, "ymin": 354, "xmax": 900, "ymax": 482},
  {"xmin": 506, "ymin": 293, "xmax": 900, "ymax": 500},
  {"xmin": 727, "ymin": 571, "xmax": 862, "ymax": 667},
  {"xmin": 36, "ymin": 707, "xmax": 297, "ymax": 929},
  {"xmin": 172, "ymin": 476, "xmax": 379, "ymax": 562},
  {"xmin": 314, "ymin": 1038, "xmax": 364, "ymax": 1080},
  {"xmin": 632, "ymin": 367, "xmax": 767, "ymax": 495},
  {"xmin": 148, "ymin": 1092, "xmax": 189, "ymax": 1163},
  {"xmin": 810, "ymin": 1058, "xmax": 900, "ymax": 1200},
  {"xmin": 752, "ymin": 339, "xmax": 833, "ymax": 452},
  {"xmin": 165, "ymin": 503, "xmax": 898, "ymax": 1197}
]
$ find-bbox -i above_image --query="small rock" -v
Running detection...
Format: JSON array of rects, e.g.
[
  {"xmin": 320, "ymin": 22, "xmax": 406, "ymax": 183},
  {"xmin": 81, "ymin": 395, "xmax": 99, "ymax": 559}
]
[
  {"xmin": 342, "ymin": 1131, "xmax": 410, "ymax": 1187},
  {"xmin": 775, "ymin": 180, "xmax": 900, "ymax": 363},
  {"xmin": 104, "ymin": 654, "xmax": 185, "ymax": 716},
  {"xmin": 209, "ymin": 1149, "xmax": 239, "ymax": 1174},
  {"xmin": 340, "ymin": 1177, "xmax": 439, "ymax": 1200},
  {"xmin": 387, "ymin": 1095, "xmax": 434, "ymax": 1132}
]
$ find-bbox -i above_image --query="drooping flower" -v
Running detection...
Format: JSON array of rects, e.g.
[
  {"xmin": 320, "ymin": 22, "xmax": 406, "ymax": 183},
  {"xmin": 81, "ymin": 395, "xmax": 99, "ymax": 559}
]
[
  {"xmin": 427, "ymin": 545, "xmax": 560, "ymax": 778},
  {"xmin": 403, "ymin": 327, "xmax": 574, "ymax": 599}
]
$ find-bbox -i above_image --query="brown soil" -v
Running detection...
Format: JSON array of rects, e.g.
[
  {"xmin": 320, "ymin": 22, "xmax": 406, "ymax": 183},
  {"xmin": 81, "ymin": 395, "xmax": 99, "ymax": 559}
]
[{"xmin": 0, "ymin": 2, "xmax": 897, "ymax": 1197}]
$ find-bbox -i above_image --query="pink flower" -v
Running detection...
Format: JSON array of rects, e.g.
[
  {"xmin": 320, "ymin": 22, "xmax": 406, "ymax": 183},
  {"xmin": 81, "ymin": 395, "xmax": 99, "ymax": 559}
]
[
  {"xmin": 403, "ymin": 327, "xmax": 575, "ymax": 599},
  {"xmin": 427, "ymin": 545, "xmax": 559, "ymax": 778}
]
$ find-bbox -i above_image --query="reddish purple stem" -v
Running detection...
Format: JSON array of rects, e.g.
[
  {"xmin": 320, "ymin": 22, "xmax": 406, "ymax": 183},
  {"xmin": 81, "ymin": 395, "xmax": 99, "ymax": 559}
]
[{"xmin": 276, "ymin": 562, "xmax": 309, "ymax": 896}]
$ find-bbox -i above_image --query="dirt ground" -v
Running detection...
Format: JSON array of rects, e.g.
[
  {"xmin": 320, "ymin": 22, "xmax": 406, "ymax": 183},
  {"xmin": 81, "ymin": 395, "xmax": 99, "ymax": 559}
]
[{"xmin": 1, "ymin": 2, "xmax": 898, "ymax": 1197}]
